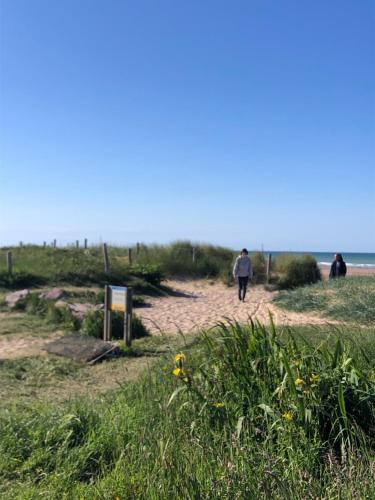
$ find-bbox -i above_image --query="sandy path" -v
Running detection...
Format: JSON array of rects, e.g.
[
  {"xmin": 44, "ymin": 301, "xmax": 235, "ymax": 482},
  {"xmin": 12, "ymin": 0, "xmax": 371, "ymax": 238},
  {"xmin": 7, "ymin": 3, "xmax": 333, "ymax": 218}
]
[
  {"xmin": 137, "ymin": 280, "xmax": 334, "ymax": 335},
  {"xmin": 0, "ymin": 280, "xmax": 335, "ymax": 359}
]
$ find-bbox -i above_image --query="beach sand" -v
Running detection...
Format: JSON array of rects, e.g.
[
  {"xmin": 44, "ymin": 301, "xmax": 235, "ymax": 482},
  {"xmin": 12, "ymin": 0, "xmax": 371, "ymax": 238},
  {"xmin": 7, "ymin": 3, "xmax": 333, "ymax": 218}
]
[
  {"xmin": 319, "ymin": 265, "xmax": 375, "ymax": 279},
  {"xmin": 136, "ymin": 279, "xmax": 340, "ymax": 335}
]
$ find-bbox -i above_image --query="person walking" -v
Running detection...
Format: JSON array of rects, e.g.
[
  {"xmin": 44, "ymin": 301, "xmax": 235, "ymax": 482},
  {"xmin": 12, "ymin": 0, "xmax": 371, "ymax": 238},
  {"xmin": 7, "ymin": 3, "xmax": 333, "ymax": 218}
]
[
  {"xmin": 329, "ymin": 253, "xmax": 347, "ymax": 279},
  {"xmin": 233, "ymin": 248, "xmax": 253, "ymax": 301}
]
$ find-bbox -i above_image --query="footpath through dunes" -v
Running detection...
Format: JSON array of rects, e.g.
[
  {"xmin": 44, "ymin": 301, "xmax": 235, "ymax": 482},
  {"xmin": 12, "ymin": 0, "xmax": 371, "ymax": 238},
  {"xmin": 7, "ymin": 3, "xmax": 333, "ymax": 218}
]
[
  {"xmin": 0, "ymin": 280, "xmax": 336, "ymax": 360},
  {"xmin": 136, "ymin": 279, "xmax": 337, "ymax": 334}
]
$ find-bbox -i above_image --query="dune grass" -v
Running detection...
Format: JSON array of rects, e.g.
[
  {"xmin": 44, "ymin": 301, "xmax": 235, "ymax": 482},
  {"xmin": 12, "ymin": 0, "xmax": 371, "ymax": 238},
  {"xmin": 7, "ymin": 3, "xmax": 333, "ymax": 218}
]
[
  {"xmin": 0, "ymin": 321, "xmax": 374, "ymax": 498},
  {"xmin": 273, "ymin": 276, "xmax": 375, "ymax": 325},
  {"xmin": 0, "ymin": 242, "xmax": 236, "ymax": 290}
]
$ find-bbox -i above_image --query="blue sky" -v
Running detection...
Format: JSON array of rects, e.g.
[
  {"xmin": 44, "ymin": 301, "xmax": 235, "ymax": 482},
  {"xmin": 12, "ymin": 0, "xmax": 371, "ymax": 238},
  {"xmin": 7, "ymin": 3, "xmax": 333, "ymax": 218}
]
[{"xmin": 1, "ymin": 0, "xmax": 374, "ymax": 251}]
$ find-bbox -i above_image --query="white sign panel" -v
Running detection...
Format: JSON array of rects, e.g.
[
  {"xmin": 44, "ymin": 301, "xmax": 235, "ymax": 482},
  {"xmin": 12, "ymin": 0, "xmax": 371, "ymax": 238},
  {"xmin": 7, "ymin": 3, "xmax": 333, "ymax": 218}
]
[{"xmin": 109, "ymin": 286, "xmax": 127, "ymax": 312}]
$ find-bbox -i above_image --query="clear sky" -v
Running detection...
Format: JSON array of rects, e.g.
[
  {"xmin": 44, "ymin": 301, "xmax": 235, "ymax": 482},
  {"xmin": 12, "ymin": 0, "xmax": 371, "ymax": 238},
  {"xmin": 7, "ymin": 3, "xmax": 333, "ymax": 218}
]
[{"xmin": 1, "ymin": 0, "xmax": 374, "ymax": 251}]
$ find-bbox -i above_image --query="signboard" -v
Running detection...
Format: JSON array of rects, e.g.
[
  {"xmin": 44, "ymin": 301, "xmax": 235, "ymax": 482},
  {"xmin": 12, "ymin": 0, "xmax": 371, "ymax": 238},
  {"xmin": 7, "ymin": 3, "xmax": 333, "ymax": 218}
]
[
  {"xmin": 109, "ymin": 286, "xmax": 127, "ymax": 312},
  {"xmin": 103, "ymin": 284, "xmax": 133, "ymax": 346}
]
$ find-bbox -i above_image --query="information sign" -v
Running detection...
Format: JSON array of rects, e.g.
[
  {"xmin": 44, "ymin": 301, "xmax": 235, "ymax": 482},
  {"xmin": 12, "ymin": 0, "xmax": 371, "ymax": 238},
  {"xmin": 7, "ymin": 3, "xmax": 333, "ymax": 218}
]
[{"xmin": 109, "ymin": 286, "xmax": 127, "ymax": 312}]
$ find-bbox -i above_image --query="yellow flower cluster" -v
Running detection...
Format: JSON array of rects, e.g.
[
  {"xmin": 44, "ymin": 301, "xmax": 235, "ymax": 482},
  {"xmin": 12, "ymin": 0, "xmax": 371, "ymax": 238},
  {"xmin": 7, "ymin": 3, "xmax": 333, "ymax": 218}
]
[
  {"xmin": 212, "ymin": 402, "xmax": 225, "ymax": 408},
  {"xmin": 174, "ymin": 353, "xmax": 186, "ymax": 363},
  {"xmin": 295, "ymin": 378, "xmax": 304, "ymax": 386},
  {"xmin": 173, "ymin": 352, "xmax": 187, "ymax": 379},
  {"xmin": 282, "ymin": 411, "xmax": 293, "ymax": 422},
  {"xmin": 173, "ymin": 368, "xmax": 183, "ymax": 377},
  {"xmin": 310, "ymin": 373, "xmax": 320, "ymax": 383}
]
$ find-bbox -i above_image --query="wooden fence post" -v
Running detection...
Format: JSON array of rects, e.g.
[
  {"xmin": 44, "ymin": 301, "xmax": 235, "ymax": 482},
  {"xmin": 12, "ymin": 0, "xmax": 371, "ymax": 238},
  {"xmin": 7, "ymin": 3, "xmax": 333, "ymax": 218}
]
[
  {"xmin": 84, "ymin": 238, "xmax": 88, "ymax": 249},
  {"xmin": 43, "ymin": 241, "xmax": 46, "ymax": 248},
  {"xmin": 102, "ymin": 243, "xmax": 110, "ymax": 273},
  {"xmin": 6, "ymin": 251, "xmax": 12, "ymax": 275},
  {"xmin": 19, "ymin": 241, "xmax": 23, "ymax": 248},
  {"xmin": 136, "ymin": 242, "xmax": 140, "ymax": 255},
  {"xmin": 53, "ymin": 239, "xmax": 57, "ymax": 248},
  {"xmin": 192, "ymin": 247, "xmax": 196, "ymax": 263},
  {"xmin": 124, "ymin": 288, "xmax": 133, "ymax": 347},
  {"xmin": 103, "ymin": 285, "xmax": 112, "ymax": 341},
  {"xmin": 128, "ymin": 248, "xmax": 133, "ymax": 266},
  {"xmin": 266, "ymin": 253, "xmax": 272, "ymax": 283}
]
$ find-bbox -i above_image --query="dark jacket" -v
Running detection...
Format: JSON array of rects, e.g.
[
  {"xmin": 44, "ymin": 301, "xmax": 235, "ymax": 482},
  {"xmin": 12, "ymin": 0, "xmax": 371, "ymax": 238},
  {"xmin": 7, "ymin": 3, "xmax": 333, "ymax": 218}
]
[{"xmin": 329, "ymin": 260, "xmax": 347, "ymax": 278}]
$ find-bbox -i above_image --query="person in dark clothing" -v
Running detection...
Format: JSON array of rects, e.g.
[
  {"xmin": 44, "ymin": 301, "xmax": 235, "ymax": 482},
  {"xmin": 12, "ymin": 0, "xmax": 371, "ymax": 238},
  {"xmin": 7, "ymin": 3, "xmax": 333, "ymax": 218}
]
[
  {"xmin": 233, "ymin": 248, "xmax": 253, "ymax": 301},
  {"xmin": 329, "ymin": 253, "xmax": 347, "ymax": 279}
]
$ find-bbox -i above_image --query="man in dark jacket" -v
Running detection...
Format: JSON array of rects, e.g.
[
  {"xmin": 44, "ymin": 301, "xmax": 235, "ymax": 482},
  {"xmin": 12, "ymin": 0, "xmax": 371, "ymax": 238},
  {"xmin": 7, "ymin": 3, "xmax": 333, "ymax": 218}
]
[{"xmin": 329, "ymin": 253, "xmax": 347, "ymax": 278}]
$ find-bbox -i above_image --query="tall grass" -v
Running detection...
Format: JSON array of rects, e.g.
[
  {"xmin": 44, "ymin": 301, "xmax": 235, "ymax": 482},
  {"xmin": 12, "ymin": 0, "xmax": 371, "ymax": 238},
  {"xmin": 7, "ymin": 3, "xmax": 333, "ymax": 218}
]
[
  {"xmin": 272, "ymin": 253, "xmax": 321, "ymax": 289},
  {"xmin": 2, "ymin": 243, "xmax": 315, "ymax": 290},
  {"xmin": 274, "ymin": 276, "xmax": 375, "ymax": 324},
  {"xmin": 1, "ymin": 321, "xmax": 374, "ymax": 498},
  {"xmin": 0, "ymin": 242, "xmax": 236, "ymax": 289},
  {"xmin": 133, "ymin": 240, "xmax": 235, "ymax": 280}
]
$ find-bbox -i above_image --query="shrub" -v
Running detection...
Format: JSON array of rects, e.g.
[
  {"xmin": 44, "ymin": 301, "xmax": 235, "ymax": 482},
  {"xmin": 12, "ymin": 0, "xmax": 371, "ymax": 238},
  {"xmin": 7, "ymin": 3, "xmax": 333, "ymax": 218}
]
[
  {"xmin": 81, "ymin": 310, "xmax": 149, "ymax": 340},
  {"xmin": 251, "ymin": 251, "xmax": 267, "ymax": 283},
  {"xmin": 134, "ymin": 241, "xmax": 235, "ymax": 278},
  {"xmin": 45, "ymin": 304, "xmax": 80, "ymax": 331},
  {"xmin": 274, "ymin": 254, "xmax": 321, "ymax": 289},
  {"xmin": 0, "ymin": 271, "xmax": 47, "ymax": 289},
  {"xmin": 129, "ymin": 264, "xmax": 164, "ymax": 286},
  {"xmin": 13, "ymin": 292, "xmax": 47, "ymax": 314},
  {"xmin": 13, "ymin": 293, "xmax": 80, "ymax": 330}
]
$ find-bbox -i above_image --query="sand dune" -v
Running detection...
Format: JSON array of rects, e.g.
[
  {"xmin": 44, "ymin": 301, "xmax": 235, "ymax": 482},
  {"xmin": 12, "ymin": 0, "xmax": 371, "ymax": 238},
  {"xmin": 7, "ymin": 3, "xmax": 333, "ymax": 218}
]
[{"xmin": 137, "ymin": 279, "xmax": 336, "ymax": 335}]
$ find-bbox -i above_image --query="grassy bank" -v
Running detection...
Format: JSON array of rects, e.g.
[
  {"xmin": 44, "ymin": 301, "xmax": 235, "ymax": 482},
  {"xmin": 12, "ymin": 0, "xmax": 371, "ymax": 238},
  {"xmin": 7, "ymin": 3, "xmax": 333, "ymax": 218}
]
[
  {"xmin": 1, "ymin": 321, "xmax": 374, "ymax": 498},
  {"xmin": 0, "ymin": 242, "xmax": 236, "ymax": 289},
  {"xmin": 273, "ymin": 276, "xmax": 375, "ymax": 324},
  {"xmin": 1, "ymin": 243, "xmax": 324, "ymax": 292}
]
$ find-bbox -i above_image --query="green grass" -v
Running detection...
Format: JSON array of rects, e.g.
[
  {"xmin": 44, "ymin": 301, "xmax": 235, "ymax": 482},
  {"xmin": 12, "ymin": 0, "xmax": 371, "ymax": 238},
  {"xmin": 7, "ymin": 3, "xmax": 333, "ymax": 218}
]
[
  {"xmin": 0, "ymin": 242, "xmax": 236, "ymax": 289},
  {"xmin": 273, "ymin": 276, "xmax": 375, "ymax": 324},
  {"xmin": 0, "ymin": 312, "xmax": 57, "ymax": 338},
  {"xmin": 1, "ymin": 243, "xmax": 324, "ymax": 292},
  {"xmin": 0, "ymin": 321, "xmax": 374, "ymax": 498}
]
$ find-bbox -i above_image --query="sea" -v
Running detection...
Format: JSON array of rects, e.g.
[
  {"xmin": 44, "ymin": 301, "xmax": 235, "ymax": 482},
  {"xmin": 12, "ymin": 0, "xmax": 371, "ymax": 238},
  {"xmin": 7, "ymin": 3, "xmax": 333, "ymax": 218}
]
[{"xmin": 267, "ymin": 252, "xmax": 375, "ymax": 269}]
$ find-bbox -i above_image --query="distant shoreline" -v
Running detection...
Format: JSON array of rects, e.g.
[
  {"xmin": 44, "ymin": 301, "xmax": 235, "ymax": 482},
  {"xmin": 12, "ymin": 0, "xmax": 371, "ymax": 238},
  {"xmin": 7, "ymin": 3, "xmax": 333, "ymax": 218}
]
[{"xmin": 319, "ymin": 265, "xmax": 375, "ymax": 278}]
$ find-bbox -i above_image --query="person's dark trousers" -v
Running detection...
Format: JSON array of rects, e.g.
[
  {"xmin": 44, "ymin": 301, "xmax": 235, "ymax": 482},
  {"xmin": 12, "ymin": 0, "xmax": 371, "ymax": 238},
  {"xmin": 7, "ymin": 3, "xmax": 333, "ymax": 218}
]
[{"xmin": 238, "ymin": 276, "xmax": 249, "ymax": 300}]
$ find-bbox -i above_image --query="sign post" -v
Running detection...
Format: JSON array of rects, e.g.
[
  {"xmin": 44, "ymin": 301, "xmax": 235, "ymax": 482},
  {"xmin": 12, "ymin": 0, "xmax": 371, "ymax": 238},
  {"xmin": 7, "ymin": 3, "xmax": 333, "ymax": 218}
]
[
  {"xmin": 103, "ymin": 285, "xmax": 132, "ymax": 345},
  {"xmin": 124, "ymin": 288, "xmax": 133, "ymax": 347},
  {"xmin": 266, "ymin": 253, "xmax": 272, "ymax": 283}
]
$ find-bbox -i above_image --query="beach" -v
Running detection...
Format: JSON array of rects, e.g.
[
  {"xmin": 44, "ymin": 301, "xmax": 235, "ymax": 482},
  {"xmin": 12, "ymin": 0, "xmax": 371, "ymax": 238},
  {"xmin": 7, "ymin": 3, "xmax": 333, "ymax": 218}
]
[{"xmin": 319, "ymin": 265, "xmax": 375, "ymax": 278}]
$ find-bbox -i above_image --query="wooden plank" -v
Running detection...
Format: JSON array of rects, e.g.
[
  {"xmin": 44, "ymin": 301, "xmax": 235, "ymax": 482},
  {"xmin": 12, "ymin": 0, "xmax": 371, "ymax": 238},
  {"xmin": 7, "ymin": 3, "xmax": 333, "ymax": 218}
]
[
  {"xmin": 84, "ymin": 238, "xmax": 88, "ymax": 249},
  {"xmin": 128, "ymin": 248, "xmax": 132, "ymax": 266}
]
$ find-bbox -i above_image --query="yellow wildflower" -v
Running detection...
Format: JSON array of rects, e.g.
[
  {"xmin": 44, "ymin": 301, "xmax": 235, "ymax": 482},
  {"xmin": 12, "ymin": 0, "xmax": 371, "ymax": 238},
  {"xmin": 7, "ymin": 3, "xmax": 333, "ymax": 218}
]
[
  {"xmin": 310, "ymin": 373, "xmax": 320, "ymax": 383},
  {"xmin": 172, "ymin": 368, "xmax": 183, "ymax": 377},
  {"xmin": 183, "ymin": 377, "xmax": 189, "ymax": 383},
  {"xmin": 212, "ymin": 402, "xmax": 225, "ymax": 408},
  {"xmin": 174, "ymin": 353, "xmax": 186, "ymax": 363},
  {"xmin": 282, "ymin": 411, "xmax": 293, "ymax": 422},
  {"xmin": 292, "ymin": 359, "xmax": 301, "ymax": 367},
  {"xmin": 295, "ymin": 378, "xmax": 304, "ymax": 386}
]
